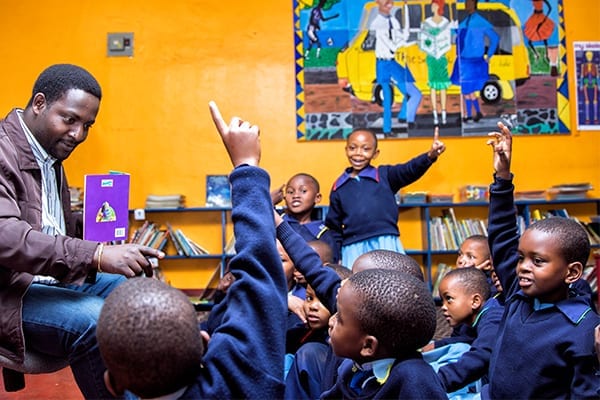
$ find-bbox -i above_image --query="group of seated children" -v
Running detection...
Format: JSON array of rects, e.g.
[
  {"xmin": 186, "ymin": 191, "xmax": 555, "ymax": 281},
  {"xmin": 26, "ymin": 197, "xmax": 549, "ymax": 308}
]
[{"xmin": 96, "ymin": 109, "xmax": 600, "ymax": 399}]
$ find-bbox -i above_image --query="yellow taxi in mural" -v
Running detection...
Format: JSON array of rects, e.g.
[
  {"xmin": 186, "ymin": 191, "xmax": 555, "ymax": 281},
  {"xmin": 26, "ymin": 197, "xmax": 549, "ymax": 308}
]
[{"xmin": 336, "ymin": 0, "xmax": 530, "ymax": 105}]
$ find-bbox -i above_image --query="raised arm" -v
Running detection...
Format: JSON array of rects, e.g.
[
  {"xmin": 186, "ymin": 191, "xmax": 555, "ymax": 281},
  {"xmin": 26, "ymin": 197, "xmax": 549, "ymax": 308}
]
[
  {"xmin": 274, "ymin": 211, "xmax": 341, "ymax": 314},
  {"xmin": 486, "ymin": 122, "xmax": 519, "ymax": 296},
  {"xmin": 201, "ymin": 101, "xmax": 286, "ymax": 399}
]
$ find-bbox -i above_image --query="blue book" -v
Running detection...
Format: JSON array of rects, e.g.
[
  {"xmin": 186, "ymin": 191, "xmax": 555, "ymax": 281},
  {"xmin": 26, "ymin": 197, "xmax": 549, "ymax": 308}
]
[{"xmin": 83, "ymin": 173, "xmax": 130, "ymax": 242}]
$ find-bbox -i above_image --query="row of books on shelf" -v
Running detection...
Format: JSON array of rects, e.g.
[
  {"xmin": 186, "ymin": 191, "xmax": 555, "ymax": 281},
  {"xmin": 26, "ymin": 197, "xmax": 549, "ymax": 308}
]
[
  {"xmin": 130, "ymin": 221, "xmax": 209, "ymax": 256},
  {"xmin": 429, "ymin": 208, "xmax": 487, "ymax": 251},
  {"xmin": 517, "ymin": 209, "xmax": 600, "ymax": 245}
]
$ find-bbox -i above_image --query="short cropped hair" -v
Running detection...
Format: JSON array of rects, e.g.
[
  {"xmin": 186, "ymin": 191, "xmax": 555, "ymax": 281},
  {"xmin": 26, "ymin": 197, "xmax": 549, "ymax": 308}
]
[
  {"xmin": 27, "ymin": 64, "xmax": 102, "ymax": 107},
  {"xmin": 97, "ymin": 278, "xmax": 203, "ymax": 398},
  {"xmin": 347, "ymin": 128, "xmax": 378, "ymax": 149},
  {"xmin": 443, "ymin": 267, "xmax": 491, "ymax": 300},
  {"xmin": 352, "ymin": 249, "xmax": 424, "ymax": 281},
  {"xmin": 308, "ymin": 240, "xmax": 334, "ymax": 264},
  {"xmin": 327, "ymin": 263, "xmax": 352, "ymax": 280},
  {"xmin": 528, "ymin": 217, "xmax": 590, "ymax": 266},
  {"xmin": 462, "ymin": 234, "xmax": 491, "ymax": 258},
  {"xmin": 349, "ymin": 269, "xmax": 436, "ymax": 357},
  {"xmin": 287, "ymin": 173, "xmax": 320, "ymax": 193}
]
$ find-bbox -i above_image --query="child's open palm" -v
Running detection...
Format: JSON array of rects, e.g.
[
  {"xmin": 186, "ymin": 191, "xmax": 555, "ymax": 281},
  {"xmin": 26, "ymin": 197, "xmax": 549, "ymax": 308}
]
[{"xmin": 487, "ymin": 121, "xmax": 512, "ymax": 179}]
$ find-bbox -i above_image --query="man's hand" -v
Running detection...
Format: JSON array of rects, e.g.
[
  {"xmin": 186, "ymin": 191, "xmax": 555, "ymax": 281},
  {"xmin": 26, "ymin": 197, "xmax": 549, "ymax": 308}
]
[
  {"xmin": 97, "ymin": 244, "xmax": 164, "ymax": 277},
  {"xmin": 486, "ymin": 121, "xmax": 512, "ymax": 179},
  {"xmin": 209, "ymin": 101, "xmax": 260, "ymax": 168}
]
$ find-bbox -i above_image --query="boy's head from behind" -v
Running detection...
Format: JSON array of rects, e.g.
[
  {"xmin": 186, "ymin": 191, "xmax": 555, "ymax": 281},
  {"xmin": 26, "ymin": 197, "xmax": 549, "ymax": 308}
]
[
  {"xmin": 345, "ymin": 129, "xmax": 380, "ymax": 175},
  {"xmin": 97, "ymin": 277, "xmax": 203, "ymax": 398},
  {"xmin": 439, "ymin": 267, "xmax": 490, "ymax": 327},
  {"xmin": 284, "ymin": 173, "xmax": 321, "ymax": 219},
  {"xmin": 352, "ymin": 249, "xmax": 424, "ymax": 281},
  {"xmin": 329, "ymin": 269, "xmax": 435, "ymax": 363},
  {"xmin": 457, "ymin": 234, "xmax": 490, "ymax": 269},
  {"xmin": 519, "ymin": 217, "xmax": 589, "ymax": 302}
]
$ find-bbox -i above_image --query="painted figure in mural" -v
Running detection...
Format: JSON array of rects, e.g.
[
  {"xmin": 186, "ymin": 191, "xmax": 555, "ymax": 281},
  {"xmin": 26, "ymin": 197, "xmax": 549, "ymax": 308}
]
[
  {"xmin": 371, "ymin": 0, "xmax": 422, "ymax": 136},
  {"xmin": 579, "ymin": 51, "xmax": 599, "ymax": 124},
  {"xmin": 419, "ymin": 0, "xmax": 452, "ymax": 127},
  {"xmin": 524, "ymin": 0, "xmax": 560, "ymax": 77},
  {"xmin": 524, "ymin": 0, "xmax": 554, "ymax": 61},
  {"xmin": 304, "ymin": 0, "xmax": 339, "ymax": 60},
  {"xmin": 450, "ymin": 0, "xmax": 498, "ymax": 124}
]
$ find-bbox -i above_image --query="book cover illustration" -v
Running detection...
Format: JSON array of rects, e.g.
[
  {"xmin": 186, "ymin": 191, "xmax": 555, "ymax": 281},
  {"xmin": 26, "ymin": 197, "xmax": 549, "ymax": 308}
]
[
  {"xmin": 206, "ymin": 175, "xmax": 231, "ymax": 207},
  {"xmin": 83, "ymin": 173, "xmax": 130, "ymax": 242}
]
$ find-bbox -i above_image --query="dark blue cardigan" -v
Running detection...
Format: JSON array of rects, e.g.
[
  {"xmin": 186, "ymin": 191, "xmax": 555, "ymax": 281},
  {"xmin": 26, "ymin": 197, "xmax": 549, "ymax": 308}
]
[
  {"xmin": 325, "ymin": 153, "xmax": 435, "ymax": 247},
  {"xmin": 482, "ymin": 174, "xmax": 600, "ymax": 399},
  {"xmin": 437, "ymin": 297, "xmax": 504, "ymax": 392},
  {"xmin": 321, "ymin": 356, "xmax": 448, "ymax": 399},
  {"xmin": 182, "ymin": 166, "xmax": 288, "ymax": 399}
]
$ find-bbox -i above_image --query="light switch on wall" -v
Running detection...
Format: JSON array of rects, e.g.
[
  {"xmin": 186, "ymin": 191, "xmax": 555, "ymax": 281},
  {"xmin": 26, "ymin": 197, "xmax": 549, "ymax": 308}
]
[{"xmin": 107, "ymin": 32, "xmax": 133, "ymax": 57}]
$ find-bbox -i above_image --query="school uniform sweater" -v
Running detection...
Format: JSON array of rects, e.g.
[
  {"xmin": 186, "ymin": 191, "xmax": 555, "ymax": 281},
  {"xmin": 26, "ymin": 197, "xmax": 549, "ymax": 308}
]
[
  {"xmin": 437, "ymin": 297, "xmax": 504, "ymax": 392},
  {"xmin": 325, "ymin": 154, "xmax": 435, "ymax": 247},
  {"xmin": 320, "ymin": 355, "xmax": 448, "ymax": 399},
  {"xmin": 283, "ymin": 213, "xmax": 339, "ymax": 262},
  {"xmin": 482, "ymin": 174, "xmax": 600, "ymax": 399},
  {"xmin": 277, "ymin": 221, "xmax": 342, "ymax": 314},
  {"xmin": 182, "ymin": 165, "xmax": 288, "ymax": 399}
]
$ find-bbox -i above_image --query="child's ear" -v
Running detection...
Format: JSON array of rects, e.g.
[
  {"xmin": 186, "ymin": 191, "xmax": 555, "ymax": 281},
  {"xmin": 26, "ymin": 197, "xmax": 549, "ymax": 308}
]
[
  {"xmin": 103, "ymin": 370, "xmax": 125, "ymax": 397},
  {"xmin": 315, "ymin": 192, "xmax": 322, "ymax": 204},
  {"xmin": 359, "ymin": 335, "xmax": 378, "ymax": 358},
  {"xmin": 471, "ymin": 293, "xmax": 483, "ymax": 311},
  {"xmin": 565, "ymin": 261, "xmax": 583, "ymax": 284}
]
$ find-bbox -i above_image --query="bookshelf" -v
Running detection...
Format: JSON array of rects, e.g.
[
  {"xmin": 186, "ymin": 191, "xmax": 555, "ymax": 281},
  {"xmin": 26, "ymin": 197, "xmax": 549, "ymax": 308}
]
[
  {"xmin": 128, "ymin": 207, "xmax": 233, "ymax": 291},
  {"xmin": 127, "ymin": 199, "xmax": 600, "ymax": 296},
  {"xmin": 396, "ymin": 198, "xmax": 600, "ymax": 293}
]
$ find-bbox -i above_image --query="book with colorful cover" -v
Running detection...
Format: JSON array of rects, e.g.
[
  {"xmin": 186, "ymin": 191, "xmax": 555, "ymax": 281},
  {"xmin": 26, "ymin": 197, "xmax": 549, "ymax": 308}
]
[
  {"xmin": 206, "ymin": 175, "xmax": 231, "ymax": 207},
  {"xmin": 83, "ymin": 173, "xmax": 130, "ymax": 242}
]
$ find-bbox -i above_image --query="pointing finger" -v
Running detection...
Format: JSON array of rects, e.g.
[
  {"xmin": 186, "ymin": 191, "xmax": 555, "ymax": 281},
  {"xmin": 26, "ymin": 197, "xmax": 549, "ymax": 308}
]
[{"xmin": 209, "ymin": 101, "xmax": 228, "ymax": 136}]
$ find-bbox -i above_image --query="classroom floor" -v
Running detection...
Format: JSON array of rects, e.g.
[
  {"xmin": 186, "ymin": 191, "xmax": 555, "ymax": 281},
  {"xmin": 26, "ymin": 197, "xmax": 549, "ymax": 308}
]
[{"xmin": 1, "ymin": 367, "xmax": 82, "ymax": 399}]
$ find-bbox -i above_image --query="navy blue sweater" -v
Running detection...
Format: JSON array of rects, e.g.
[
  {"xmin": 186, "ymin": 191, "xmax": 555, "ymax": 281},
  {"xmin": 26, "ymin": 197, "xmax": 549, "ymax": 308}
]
[
  {"xmin": 483, "ymin": 174, "xmax": 600, "ymax": 399},
  {"xmin": 321, "ymin": 356, "xmax": 448, "ymax": 399},
  {"xmin": 283, "ymin": 213, "xmax": 339, "ymax": 262},
  {"xmin": 437, "ymin": 297, "xmax": 504, "ymax": 392},
  {"xmin": 325, "ymin": 153, "xmax": 435, "ymax": 247},
  {"xmin": 182, "ymin": 166, "xmax": 288, "ymax": 399},
  {"xmin": 277, "ymin": 221, "xmax": 341, "ymax": 314}
]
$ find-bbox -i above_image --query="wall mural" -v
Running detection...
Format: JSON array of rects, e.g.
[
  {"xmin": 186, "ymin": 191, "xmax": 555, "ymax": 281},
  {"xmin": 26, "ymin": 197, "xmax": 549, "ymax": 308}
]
[{"xmin": 294, "ymin": 0, "xmax": 570, "ymax": 140}]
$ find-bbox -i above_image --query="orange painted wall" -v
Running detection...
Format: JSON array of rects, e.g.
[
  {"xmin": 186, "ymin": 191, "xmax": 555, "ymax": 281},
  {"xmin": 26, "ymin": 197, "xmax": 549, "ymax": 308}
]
[{"xmin": 0, "ymin": 1, "xmax": 598, "ymax": 288}]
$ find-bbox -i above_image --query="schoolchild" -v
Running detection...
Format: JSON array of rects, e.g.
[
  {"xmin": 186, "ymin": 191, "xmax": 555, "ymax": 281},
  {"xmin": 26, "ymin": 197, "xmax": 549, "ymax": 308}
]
[
  {"xmin": 321, "ymin": 269, "xmax": 447, "ymax": 399},
  {"xmin": 282, "ymin": 172, "xmax": 339, "ymax": 262},
  {"xmin": 97, "ymin": 101, "xmax": 288, "ymax": 399},
  {"xmin": 482, "ymin": 121, "xmax": 600, "ymax": 398},
  {"xmin": 423, "ymin": 235, "xmax": 501, "ymax": 352},
  {"xmin": 434, "ymin": 267, "xmax": 504, "ymax": 394},
  {"xmin": 325, "ymin": 127, "xmax": 445, "ymax": 268}
]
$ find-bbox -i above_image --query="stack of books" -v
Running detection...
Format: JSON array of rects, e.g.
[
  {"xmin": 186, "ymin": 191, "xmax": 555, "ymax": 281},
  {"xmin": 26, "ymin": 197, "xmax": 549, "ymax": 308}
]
[
  {"xmin": 547, "ymin": 183, "xmax": 593, "ymax": 200},
  {"xmin": 145, "ymin": 194, "xmax": 186, "ymax": 209}
]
